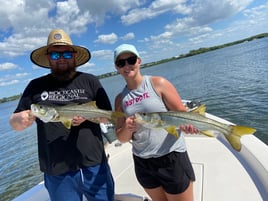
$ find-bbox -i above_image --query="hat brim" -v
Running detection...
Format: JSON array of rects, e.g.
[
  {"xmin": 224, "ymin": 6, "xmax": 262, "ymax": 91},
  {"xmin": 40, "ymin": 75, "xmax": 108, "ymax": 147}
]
[
  {"xmin": 30, "ymin": 45, "xmax": 91, "ymax": 68},
  {"xmin": 114, "ymin": 50, "xmax": 139, "ymax": 62}
]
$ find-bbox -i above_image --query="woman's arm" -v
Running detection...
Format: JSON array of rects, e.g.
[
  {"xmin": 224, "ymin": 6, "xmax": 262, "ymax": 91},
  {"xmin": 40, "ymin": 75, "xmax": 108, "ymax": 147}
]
[
  {"xmin": 151, "ymin": 76, "xmax": 187, "ymax": 111},
  {"xmin": 151, "ymin": 76, "xmax": 198, "ymax": 133},
  {"xmin": 114, "ymin": 93, "xmax": 136, "ymax": 143}
]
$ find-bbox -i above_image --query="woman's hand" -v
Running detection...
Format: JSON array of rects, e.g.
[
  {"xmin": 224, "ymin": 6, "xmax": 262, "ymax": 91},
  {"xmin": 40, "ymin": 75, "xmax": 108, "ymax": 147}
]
[
  {"xmin": 115, "ymin": 116, "xmax": 137, "ymax": 143},
  {"xmin": 124, "ymin": 116, "xmax": 137, "ymax": 133}
]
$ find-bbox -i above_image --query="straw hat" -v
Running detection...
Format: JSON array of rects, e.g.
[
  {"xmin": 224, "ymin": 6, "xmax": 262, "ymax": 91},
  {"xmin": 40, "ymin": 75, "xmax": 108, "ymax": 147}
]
[{"xmin": 30, "ymin": 29, "xmax": 91, "ymax": 68}]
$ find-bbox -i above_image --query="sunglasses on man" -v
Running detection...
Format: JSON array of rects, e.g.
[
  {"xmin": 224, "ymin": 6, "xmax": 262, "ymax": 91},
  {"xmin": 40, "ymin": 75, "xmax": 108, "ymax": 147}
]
[
  {"xmin": 48, "ymin": 51, "xmax": 75, "ymax": 60},
  {"xmin": 116, "ymin": 56, "xmax": 137, "ymax": 68}
]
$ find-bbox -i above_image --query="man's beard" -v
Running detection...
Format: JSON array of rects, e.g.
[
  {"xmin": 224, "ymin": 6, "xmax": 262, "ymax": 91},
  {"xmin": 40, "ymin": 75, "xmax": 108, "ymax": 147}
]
[{"xmin": 51, "ymin": 62, "xmax": 77, "ymax": 81}]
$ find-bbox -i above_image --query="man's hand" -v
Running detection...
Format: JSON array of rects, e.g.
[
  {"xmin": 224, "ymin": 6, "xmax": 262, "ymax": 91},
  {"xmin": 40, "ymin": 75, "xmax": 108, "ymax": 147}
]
[
  {"xmin": 10, "ymin": 110, "xmax": 36, "ymax": 131},
  {"xmin": 179, "ymin": 124, "xmax": 198, "ymax": 134},
  {"xmin": 72, "ymin": 116, "xmax": 86, "ymax": 126}
]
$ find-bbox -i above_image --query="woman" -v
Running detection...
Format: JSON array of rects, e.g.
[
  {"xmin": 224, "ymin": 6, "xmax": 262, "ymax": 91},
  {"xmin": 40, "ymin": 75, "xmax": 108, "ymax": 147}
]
[{"xmin": 114, "ymin": 44, "xmax": 197, "ymax": 201}]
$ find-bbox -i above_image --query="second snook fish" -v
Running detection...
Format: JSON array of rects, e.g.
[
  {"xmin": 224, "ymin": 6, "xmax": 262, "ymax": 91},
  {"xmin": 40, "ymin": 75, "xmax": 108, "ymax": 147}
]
[{"xmin": 134, "ymin": 111, "xmax": 256, "ymax": 151}]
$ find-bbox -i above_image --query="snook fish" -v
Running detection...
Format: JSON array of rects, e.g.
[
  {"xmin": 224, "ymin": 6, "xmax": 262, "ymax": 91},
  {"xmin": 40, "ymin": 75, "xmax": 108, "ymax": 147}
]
[
  {"xmin": 134, "ymin": 111, "xmax": 256, "ymax": 151},
  {"xmin": 31, "ymin": 101, "xmax": 125, "ymax": 129}
]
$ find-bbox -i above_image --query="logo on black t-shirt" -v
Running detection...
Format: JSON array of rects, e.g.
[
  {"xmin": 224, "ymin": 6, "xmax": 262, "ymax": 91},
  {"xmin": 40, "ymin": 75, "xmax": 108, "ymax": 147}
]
[
  {"xmin": 41, "ymin": 91, "xmax": 49, "ymax": 100},
  {"xmin": 40, "ymin": 89, "xmax": 87, "ymax": 101}
]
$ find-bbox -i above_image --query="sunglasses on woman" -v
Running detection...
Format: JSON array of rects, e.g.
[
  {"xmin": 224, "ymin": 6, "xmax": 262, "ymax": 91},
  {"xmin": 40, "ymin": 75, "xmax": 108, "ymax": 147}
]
[
  {"xmin": 116, "ymin": 56, "xmax": 137, "ymax": 68},
  {"xmin": 48, "ymin": 51, "xmax": 75, "ymax": 60}
]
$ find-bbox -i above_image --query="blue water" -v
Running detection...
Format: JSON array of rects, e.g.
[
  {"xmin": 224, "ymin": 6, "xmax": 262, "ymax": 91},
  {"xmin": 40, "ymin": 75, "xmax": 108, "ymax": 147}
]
[{"xmin": 1, "ymin": 38, "xmax": 268, "ymax": 200}]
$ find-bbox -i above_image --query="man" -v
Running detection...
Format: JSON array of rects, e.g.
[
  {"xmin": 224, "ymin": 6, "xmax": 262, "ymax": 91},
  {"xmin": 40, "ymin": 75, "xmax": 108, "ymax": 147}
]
[{"xmin": 9, "ymin": 29, "xmax": 114, "ymax": 201}]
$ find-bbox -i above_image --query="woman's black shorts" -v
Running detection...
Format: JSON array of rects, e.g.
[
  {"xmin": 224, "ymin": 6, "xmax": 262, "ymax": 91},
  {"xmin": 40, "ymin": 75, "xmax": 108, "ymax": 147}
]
[{"xmin": 133, "ymin": 151, "xmax": 195, "ymax": 194}]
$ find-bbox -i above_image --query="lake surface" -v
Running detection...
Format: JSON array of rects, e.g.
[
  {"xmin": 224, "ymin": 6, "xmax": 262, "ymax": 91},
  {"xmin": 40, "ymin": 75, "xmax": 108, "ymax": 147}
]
[{"xmin": 1, "ymin": 37, "xmax": 268, "ymax": 200}]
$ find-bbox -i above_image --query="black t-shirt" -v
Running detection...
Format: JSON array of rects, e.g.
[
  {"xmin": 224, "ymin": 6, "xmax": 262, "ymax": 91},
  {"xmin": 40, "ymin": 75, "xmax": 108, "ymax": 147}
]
[{"xmin": 14, "ymin": 72, "xmax": 112, "ymax": 175}]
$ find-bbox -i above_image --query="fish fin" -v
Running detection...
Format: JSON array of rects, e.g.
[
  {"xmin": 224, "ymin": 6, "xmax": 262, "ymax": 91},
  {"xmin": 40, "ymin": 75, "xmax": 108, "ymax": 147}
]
[
  {"xmin": 192, "ymin": 104, "xmax": 206, "ymax": 115},
  {"xmin": 165, "ymin": 126, "xmax": 179, "ymax": 138},
  {"xmin": 225, "ymin": 125, "xmax": 256, "ymax": 151},
  {"xmin": 83, "ymin": 101, "xmax": 98, "ymax": 108},
  {"xmin": 201, "ymin": 130, "xmax": 215, "ymax": 137},
  {"xmin": 110, "ymin": 111, "xmax": 125, "ymax": 126},
  {"xmin": 60, "ymin": 119, "xmax": 72, "ymax": 129},
  {"xmin": 111, "ymin": 111, "xmax": 125, "ymax": 119}
]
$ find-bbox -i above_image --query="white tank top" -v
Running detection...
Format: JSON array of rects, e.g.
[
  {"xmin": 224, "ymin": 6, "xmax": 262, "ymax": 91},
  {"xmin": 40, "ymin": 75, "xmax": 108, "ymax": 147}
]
[{"xmin": 121, "ymin": 75, "xmax": 186, "ymax": 158}]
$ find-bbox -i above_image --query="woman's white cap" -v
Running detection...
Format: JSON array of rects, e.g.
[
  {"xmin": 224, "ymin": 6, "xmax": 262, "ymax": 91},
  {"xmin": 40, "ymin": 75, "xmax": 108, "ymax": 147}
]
[{"xmin": 114, "ymin": 44, "xmax": 140, "ymax": 62}]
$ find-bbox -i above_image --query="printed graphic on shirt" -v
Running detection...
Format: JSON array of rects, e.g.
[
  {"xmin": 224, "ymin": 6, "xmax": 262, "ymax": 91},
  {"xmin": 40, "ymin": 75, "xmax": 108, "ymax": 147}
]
[
  {"xmin": 124, "ymin": 92, "xmax": 150, "ymax": 107},
  {"xmin": 41, "ymin": 89, "xmax": 87, "ymax": 101}
]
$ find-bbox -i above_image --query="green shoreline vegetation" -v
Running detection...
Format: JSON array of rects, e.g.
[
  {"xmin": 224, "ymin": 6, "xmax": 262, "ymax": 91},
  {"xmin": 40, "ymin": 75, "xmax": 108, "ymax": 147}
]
[{"xmin": 1, "ymin": 32, "xmax": 268, "ymax": 104}]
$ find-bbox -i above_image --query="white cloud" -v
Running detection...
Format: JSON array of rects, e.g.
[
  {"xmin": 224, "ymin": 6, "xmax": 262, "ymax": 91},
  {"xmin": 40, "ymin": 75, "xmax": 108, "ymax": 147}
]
[
  {"xmin": 92, "ymin": 50, "xmax": 113, "ymax": 60},
  {"xmin": 139, "ymin": 0, "xmax": 254, "ymax": 49},
  {"xmin": 76, "ymin": 0, "xmax": 141, "ymax": 26},
  {"xmin": 94, "ymin": 33, "xmax": 118, "ymax": 44},
  {"xmin": 0, "ymin": 0, "xmax": 54, "ymax": 31},
  {"xmin": 121, "ymin": 0, "xmax": 190, "ymax": 25},
  {"xmin": 79, "ymin": 62, "xmax": 95, "ymax": 71},
  {"xmin": 243, "ymin": 2, "xmax": 268, "ymax": 22},
  {"xmin": 0, "ymin": 34, "xmax": 47, "ymax": 57},
  {"xmin": 121, "ymin": 32, "xmax": 135, "ymax": 40},
  {"xmin": 55, "ymin": 0, "xmax": 92, "ymax": 34},
  {"xmin": 0, "ymin": 71, "xmax": 29, "ymax": 88},
  {"xmin": 190, "ymin": 0, "xmax": 253, "ymax": 26},
  {"xmin": 0, "ymin": 79, "xmax": 19, "ymax": 87},
  {"xmin": 0, "ymin": 62, "xmax": 18, "ymax": 71},
  {"xmin": 0, "ymin": 0, "xmax": 92, "ymax": 58},
  {"xmin": 15, "ymin": 72, "xmax": 29, "ymax": 78}
]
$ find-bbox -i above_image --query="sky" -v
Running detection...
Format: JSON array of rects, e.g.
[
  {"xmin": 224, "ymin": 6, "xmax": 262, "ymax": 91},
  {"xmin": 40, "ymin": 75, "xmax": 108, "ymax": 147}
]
[{"xmin": 0, "ymin": 0, "xmax": 267, "ymax": 99}]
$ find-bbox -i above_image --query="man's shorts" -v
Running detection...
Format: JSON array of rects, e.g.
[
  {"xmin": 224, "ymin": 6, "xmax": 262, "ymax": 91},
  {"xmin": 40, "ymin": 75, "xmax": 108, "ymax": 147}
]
[
  {"xmin": 44, "ymin": 161, "xmax": 114, "ymax": 201},
  {"xmin": 133, "ymin": 151, "xmax": 195, "ymax": 194}
]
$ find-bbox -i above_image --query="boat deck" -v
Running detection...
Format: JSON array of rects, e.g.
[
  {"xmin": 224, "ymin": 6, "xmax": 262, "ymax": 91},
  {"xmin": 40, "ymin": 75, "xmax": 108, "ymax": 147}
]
[
  {"xmin": 12, "ymin": 133, "xmax": 268, "ymax": 201},
  {"xmin": 107, "ymin": 133, "xmax": 267, "ymax": 201}
]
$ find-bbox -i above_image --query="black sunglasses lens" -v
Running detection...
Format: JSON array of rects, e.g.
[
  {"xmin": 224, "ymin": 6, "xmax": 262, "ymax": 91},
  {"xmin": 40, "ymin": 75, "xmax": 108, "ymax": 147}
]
[
  {"xmin": 127, "ymin": 56, "xmax": 137, "ymax": 65},
  {"xmin": 116, "ymin": 60, "xmax": 126, "ymax": 68},
  {"xmin": 116, "ymin": 56, "xmax": 137, "ymax": 68}
]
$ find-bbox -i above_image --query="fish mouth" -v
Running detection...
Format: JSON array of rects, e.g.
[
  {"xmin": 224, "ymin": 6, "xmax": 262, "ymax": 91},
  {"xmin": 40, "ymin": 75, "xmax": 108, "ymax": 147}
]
[{"xmin": 134, "ymin": 113, "xmax": 143, "ymax": 122}]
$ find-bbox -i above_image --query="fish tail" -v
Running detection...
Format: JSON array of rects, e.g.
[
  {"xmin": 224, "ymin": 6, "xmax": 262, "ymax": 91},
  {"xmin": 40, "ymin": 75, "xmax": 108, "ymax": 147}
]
[
  {"xmin": 225, "ymin": 125, "xmax": 256, "ymax": 151},
  {"xmin": 231, "ymin": 125, "xmax": 256, "ymax": 136}
]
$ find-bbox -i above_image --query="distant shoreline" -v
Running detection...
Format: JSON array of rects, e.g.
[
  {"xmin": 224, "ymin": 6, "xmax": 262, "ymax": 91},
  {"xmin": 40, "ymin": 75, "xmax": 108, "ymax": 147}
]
[{"xmin": 1, "ymin": 32, "xmax": 268, "ymax": 104}]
